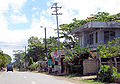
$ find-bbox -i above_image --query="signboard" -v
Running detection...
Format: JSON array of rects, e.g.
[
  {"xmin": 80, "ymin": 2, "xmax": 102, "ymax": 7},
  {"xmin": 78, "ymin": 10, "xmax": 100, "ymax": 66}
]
[
  {"xmin": 51, "ymin": 49, "xmax": 65, "ymax": 58},
  {"xmin": 48, "ymin": 59, "xmax": 54, "ymax": 66}
]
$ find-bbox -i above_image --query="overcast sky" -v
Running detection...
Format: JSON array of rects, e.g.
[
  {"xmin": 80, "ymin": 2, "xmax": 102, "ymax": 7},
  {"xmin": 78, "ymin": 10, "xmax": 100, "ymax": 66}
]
[{"xmin": 0, "ymin": 0, "xmax": 120, "ymax": 61}]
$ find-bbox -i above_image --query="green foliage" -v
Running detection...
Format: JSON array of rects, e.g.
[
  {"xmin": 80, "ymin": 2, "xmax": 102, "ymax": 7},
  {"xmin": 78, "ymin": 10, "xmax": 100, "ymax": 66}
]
[
  {"xmin": 13, "ymin": 50, "xmax": 25, "ymax": 69},
  {"xmin": 96, "ymin": 38, "xmax": 120, "ymax": 58},
  {"xmin": 0, "ymin": 51, "xmax": 8, "ymax": 68},
  {"xmin": 29, "ymin": 62, "xmax": 38, "ymax": 70},
  {"xmin": 4, "ymin": 54, "xmax": 12, "ymax": 64},
  {"xmin": 28, "ymin": 57, "xmax": 33, "ymax": 66},
  {"xmin": 45, "ymin": 36, "xmax": 60, "ymax": 57},
  {"xmin": 98, "ymin": 65, "xmax": 120, "ymax": 82},
  {"xmin": 64, "ymin": 43, "xmax": 90, "ymax": 65},
  {"xmin": 112, "ymin": 67, "xmax": 120, "ymax": 79},
  {"xmin": 27, "ymin": 36, "xmax": 45, "ymax": 62},
  {"xmin": 98, "ymin": 65, "xmax": 112, "ymax": 82}
]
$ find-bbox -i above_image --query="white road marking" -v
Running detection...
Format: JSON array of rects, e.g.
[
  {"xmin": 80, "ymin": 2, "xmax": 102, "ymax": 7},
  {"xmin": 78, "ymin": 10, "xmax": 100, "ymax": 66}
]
[
  {"xmin": 31, "ymin": 81, "xmax": 36, "ymax": 84},
  {"xmin": 24, "ymin": 76, "xmax": 27, "ymax": 78}
]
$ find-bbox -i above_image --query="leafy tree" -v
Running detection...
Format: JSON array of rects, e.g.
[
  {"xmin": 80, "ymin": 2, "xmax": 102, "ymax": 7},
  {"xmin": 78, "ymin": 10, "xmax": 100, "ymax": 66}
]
[
  {"xmin": 45, "ymin": 36, "xmax": 61, "ymax": 57},
  {"xmin": 26, "ymin": 36, "xmax": 45, "ymax": 62},
  {"xmin": 28, "ymin": 57, "xmax": 33, "ymax": 66},
  {"xmin": 96, "ymin": 38, "xmax": 120, "ymax": 81},
  {"xmin": 96, "ymin": 38, "xmax": 120, "ymax": 58},
  {"xmin": 0, "ymin": 51, "xmax": 8, "ymax": 68},
  {"xmin": 13, "ymin": 50, "xmax": 25, "ymax": 70},
  {"xmin": 4, "ymin": 54, "xmax": 12, "ymax": 64}
]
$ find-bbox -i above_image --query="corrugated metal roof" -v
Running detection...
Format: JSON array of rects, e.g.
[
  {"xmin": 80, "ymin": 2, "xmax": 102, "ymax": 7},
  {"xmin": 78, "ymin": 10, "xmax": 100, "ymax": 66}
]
[{"xmin": 72, "ymin": 21, "xmax": 120, "ymax": 34}]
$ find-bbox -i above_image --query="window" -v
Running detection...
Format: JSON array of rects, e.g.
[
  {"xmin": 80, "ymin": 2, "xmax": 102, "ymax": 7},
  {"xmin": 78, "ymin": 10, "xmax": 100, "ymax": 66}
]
[
  {"xmin": 104, "ymin": 31, "xmax": 109, "ymax": 43},
  {"xmin": 96, "ymin": 32, "xmax": 98, "ymax": 43},
  {"xmin": 104, "ymin": 31, "xmax": 115, "ymax": 43},
  {"xmin": 110, "ymin": 31, "xmax": 115, "ymax": 41},
  {"xmin": 88, "ymin": 33, "xmax": 94, "ymax": 45}
]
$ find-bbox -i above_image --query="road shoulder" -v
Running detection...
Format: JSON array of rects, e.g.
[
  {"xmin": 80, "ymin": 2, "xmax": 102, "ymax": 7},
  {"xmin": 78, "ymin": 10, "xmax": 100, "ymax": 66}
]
[
  {"xmin": 52, "ymin": 75, "xmax": 96, "ymax": 84},
  {"xmin": 37, "ymin": 72, "xmax": 95, "ymax": 84}
]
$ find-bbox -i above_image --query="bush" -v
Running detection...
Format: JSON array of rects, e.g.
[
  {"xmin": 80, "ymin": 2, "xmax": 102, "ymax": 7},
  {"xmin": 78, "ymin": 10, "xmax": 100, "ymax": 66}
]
[
  {"xmin": 112, "ymin": 66, "xmax": 120, "ymax": 79},
  {"xmin": 98, "ymin": 65, "xmax": 112, "ymax": 82},
  {"xmin": 29, "ymin": 63, "xmax": 38, "ymax": 71}
]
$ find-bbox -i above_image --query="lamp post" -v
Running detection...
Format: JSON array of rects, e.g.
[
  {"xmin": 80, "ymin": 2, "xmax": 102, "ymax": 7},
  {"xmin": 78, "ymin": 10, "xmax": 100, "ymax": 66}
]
[{"xmin": 40, "ymin": 26, "xmax": 47, "ymax": 60}]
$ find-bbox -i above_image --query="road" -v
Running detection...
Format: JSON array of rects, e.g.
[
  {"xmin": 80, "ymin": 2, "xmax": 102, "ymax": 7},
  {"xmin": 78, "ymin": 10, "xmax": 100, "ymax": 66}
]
[{"xmin": 0, "ymin": 71, "xmax": 75, "ymax": 84}]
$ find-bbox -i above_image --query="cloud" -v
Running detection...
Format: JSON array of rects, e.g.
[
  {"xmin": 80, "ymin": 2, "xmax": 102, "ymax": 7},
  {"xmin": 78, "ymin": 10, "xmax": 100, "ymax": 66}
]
[
  {"xmin": 9, "ymin": 0, "xmax": 27, "ymax": 10},
  {"xmin": 1, "ymin": 0, "xmax": 120, "ymax": 58},
  {"xmin": 51, "ymin": 0, "xmax": 120, "ymax": 23},
  {"xmin": 0, "ymin": 0, "xmax": 27, "ymax": 57},
  {"xmin": 10, "ymin": 14, "xmax": 28, "ymax": 24}
]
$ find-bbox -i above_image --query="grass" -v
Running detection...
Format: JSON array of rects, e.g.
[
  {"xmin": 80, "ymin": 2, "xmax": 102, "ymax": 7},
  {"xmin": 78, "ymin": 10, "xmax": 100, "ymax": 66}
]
[
  {"xmin": 82, "ymin": 79, "xmax": 118, "ymax": 84},
  {"xmin": 63, "ymin": 73, "xmax": 82, "ymax": 78}
]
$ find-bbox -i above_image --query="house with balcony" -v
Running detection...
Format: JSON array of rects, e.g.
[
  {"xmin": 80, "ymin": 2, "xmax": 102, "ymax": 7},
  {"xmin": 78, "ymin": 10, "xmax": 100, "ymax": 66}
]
[{"xmin": 72, "ymin": 21, "xmax": 120, "ymax": 48}]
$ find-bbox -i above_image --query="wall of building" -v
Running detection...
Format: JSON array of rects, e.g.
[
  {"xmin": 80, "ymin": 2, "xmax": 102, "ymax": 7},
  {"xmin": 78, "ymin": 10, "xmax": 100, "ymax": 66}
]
[
  {"xmin": 83, "ymin": 59, "xmax": 97, "ymax": 75},
  {"xmin": 78, "ymin": 28, "xmax": 120, "ymax": 48}
]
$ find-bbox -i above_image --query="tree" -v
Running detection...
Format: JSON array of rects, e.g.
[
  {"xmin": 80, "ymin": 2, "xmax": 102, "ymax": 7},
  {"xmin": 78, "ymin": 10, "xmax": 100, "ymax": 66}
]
[
  {"xmin": 28, "ymin": 57, "xmax": 33, "ymax": 66},
  {"xmin": 26, "ymin": 36, "xmax": 45, "ymax": 62},
  {"xmin": 45, "ymin": 36, "xmax": 60, "ymax": 57},
  {"xmin": 13, "ymin": 50, "xmax": 25, "ymax": 70},
  {"xmin": 4, "ymin": 54, "xmax": 12, "ymax": 64},
  {"xmin": 96, "ymin": 38, "xmax": 120, "ymax": 74},
  {"xmin": 0, "ymin": 51, "xmax": 8, "ymax": 68}
]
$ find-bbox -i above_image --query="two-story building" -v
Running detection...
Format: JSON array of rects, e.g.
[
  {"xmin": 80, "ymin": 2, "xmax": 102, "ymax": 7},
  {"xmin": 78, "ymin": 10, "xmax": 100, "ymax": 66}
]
[{"xmin": 72, "ymin": 21, "xmax": 120, "ymax": 48}]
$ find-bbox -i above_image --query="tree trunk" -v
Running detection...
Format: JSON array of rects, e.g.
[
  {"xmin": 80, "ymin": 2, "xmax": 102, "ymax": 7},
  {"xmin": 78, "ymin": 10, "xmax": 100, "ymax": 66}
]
[
  {"xmin": 97, "ymin": 58, "xmax": 101, "ymax": 79},
  {"xmin": 114, "ymin": 57, "xmax": 118, "ymax": 72}
]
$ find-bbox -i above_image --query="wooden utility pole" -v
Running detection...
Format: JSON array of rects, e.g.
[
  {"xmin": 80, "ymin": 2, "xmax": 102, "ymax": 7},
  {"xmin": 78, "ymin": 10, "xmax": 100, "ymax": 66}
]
[{"xmin": 51, "ymin": 3, "xmax": 62, "ymax": 50}]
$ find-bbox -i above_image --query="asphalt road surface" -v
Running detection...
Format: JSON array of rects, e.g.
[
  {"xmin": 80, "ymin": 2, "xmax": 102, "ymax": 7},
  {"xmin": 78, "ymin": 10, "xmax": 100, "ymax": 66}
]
[{"xmin": 0, "ymin": 71, "xmax": 75, "ymax": 84}]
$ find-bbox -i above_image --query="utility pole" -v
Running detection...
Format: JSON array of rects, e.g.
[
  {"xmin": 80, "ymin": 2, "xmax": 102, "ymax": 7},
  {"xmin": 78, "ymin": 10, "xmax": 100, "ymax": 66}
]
[
  {"xmin": 25, "ymin": 46, "xmax": 26, "ymax": 56},
  {"xmin": 44, "ymin": 27, "xmax": 47, "ymax": 60},
  {"xmin": 51, "ymin": 3, "xmax": 62, "ymax": 50},
  {"xmin": 24, "ymin": 46, "xmax": 27, "ymax": 70},
  {"xmin": 40, "ymin": 26, "xmax": 47, "ymax": 60}
]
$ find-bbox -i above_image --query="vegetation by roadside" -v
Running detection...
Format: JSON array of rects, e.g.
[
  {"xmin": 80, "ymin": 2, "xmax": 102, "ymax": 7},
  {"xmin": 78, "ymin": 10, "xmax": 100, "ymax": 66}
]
[
  {"xmin": 82, "ymin": 79, "xmax": 118, "ymax": 84},
  {"xmin": 36, "ymin": 72, "xmax": 96, "ymax": 84},
  {"xmin": 52, "ymin": 74, "xmax": 96, "ymax": 84}
]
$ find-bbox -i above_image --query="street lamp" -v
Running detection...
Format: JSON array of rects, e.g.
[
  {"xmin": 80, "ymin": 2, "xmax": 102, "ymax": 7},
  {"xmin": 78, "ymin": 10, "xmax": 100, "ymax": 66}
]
[{"xmin": 40, "ymin": 26, "xmax": 47, "ymax": 60}]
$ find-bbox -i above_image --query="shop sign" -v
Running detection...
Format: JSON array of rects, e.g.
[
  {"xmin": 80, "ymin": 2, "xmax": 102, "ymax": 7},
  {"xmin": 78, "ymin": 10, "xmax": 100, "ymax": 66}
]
[{"xmin": 51, "ymin": 49, "xmax": 65, "ymax": 58}]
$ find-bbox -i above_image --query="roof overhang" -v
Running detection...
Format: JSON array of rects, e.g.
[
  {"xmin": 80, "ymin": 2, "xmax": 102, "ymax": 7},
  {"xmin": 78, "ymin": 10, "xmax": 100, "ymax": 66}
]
[{"xmin": 72, "ymin": 21, "xmax": 120, "ymax": 34}]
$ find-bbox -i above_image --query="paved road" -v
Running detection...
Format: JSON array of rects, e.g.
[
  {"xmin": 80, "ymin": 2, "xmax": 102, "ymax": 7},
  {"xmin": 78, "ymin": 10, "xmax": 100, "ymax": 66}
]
[{"xmin": 0, "ymin": 71, "xmax": 75, "ymax": 84}]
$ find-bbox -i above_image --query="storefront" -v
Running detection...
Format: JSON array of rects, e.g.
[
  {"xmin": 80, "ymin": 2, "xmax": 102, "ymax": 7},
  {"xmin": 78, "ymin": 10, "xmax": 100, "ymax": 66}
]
[{"xmin": 48, "ymin": 49, "xmax": 65, "ymax": 74}]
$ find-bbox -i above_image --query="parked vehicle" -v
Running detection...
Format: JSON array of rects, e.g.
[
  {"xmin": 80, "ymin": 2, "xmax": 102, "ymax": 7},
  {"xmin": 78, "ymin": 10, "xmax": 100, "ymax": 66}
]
[
  {"xmin": 0, "ymin": 67, "xmax": 5, "ymax": 71},
  {"xmin": 1, "ymin": 68, "xmax": 5, "ymax": 71},
  {"xmin": 7, "ymin": 64, "xmax": 13, "ymax": 72}
]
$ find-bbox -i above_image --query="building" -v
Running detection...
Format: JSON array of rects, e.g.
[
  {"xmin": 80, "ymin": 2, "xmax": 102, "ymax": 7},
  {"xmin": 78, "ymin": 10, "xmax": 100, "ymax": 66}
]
[{"xmin": 72, "ymin": 21, "xmax": 120, "ymax": 48}]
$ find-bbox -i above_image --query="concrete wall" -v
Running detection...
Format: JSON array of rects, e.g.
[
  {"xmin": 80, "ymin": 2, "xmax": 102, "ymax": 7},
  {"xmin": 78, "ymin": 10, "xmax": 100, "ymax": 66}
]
[{"xmin": 83, "ymin": 59, "xmax": 97, "ymax": 75}]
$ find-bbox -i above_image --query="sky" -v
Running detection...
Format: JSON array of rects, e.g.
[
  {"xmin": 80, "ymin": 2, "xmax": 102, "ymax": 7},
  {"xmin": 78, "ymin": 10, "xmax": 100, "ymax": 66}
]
[{"xmin": 0, "ymin": 0, "xmax": 120, "ymax": 61}]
